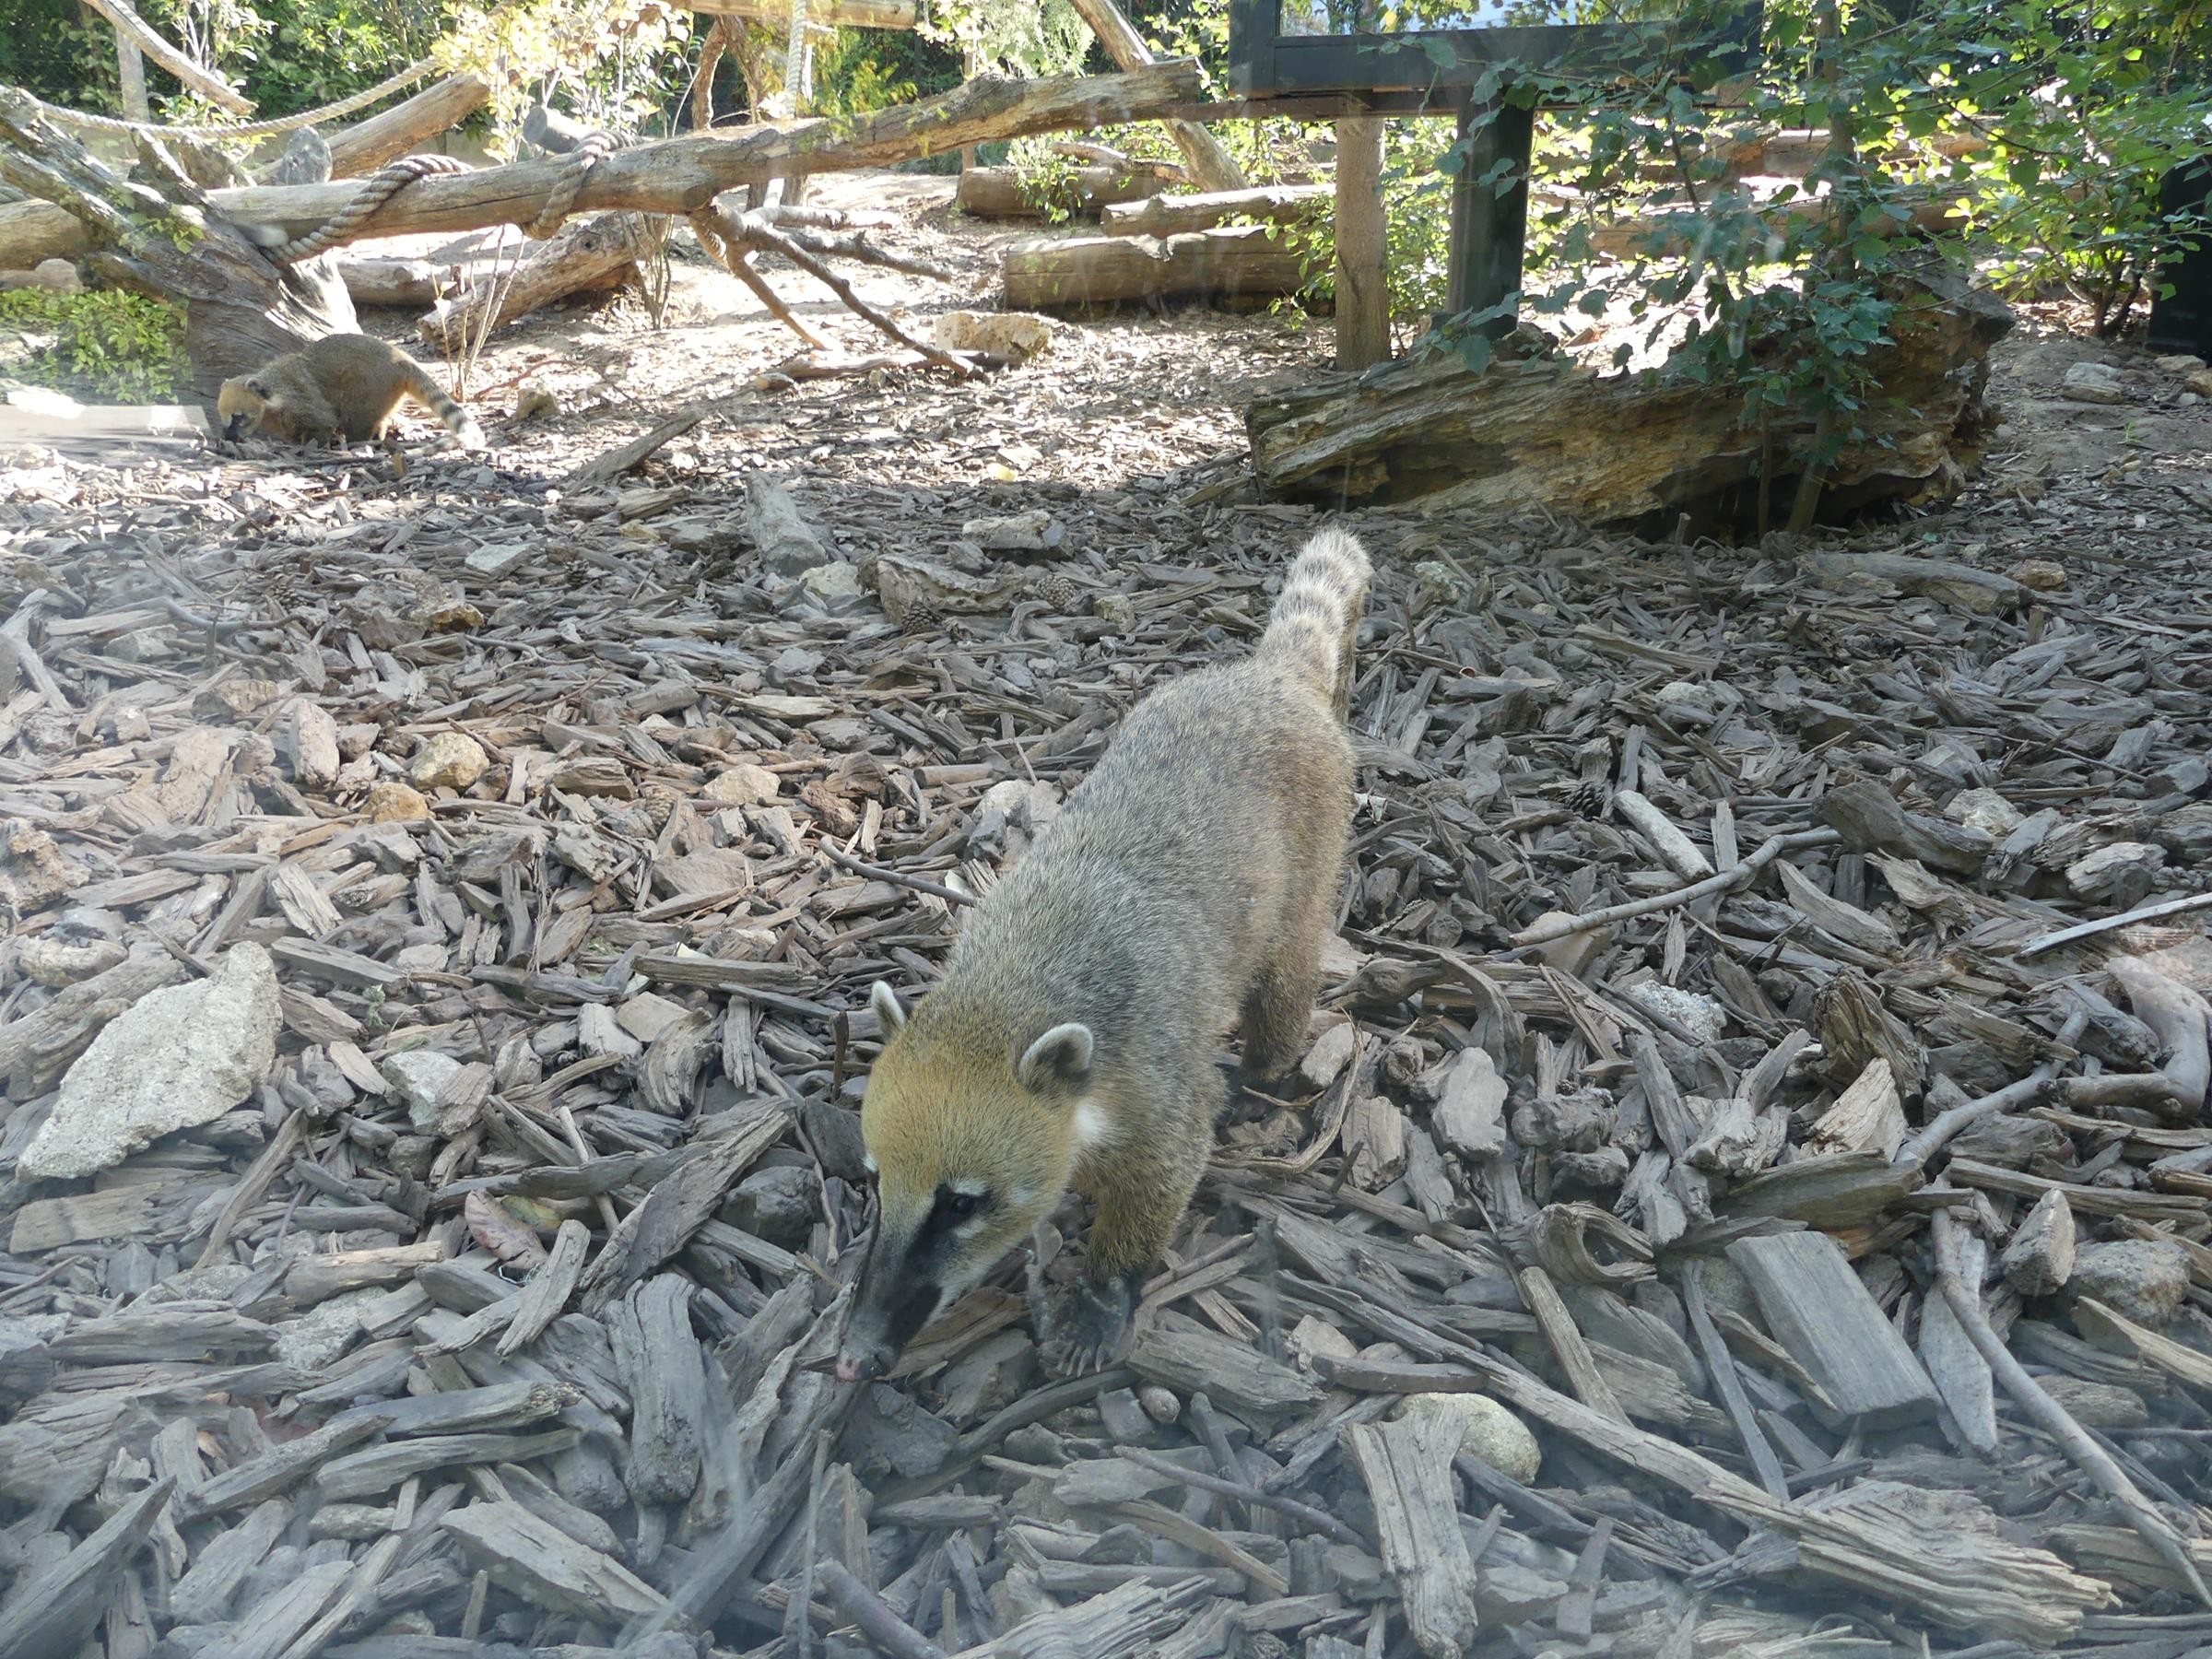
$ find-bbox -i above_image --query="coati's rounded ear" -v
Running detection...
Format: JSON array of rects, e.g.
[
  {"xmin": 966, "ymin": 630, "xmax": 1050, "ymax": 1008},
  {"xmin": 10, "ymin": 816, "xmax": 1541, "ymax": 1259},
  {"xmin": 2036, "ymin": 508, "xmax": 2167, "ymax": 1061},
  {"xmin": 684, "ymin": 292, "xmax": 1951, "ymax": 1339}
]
[
  {"xmin": 1016, "ymin": 1022, "xmax": 1094, "ymax": 1095},
  {"xmin": 869, "ymin": 981, "xmax": 908, "ymax": 1034}
]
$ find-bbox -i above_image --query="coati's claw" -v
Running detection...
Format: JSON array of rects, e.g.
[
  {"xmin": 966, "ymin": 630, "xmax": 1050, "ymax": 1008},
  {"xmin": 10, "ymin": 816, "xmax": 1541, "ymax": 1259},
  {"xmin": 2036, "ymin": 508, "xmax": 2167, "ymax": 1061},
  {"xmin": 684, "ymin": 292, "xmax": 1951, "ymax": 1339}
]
[{"xmin": 1040, "ymin": 1275, "xmax": 1138, "ymax": 1377}]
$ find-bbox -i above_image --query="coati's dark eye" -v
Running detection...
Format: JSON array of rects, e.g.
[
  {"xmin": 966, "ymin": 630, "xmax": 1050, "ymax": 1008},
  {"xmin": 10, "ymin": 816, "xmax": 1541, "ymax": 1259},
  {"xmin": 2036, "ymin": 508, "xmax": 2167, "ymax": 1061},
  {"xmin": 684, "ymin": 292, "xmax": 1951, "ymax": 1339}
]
[{"xmin": 940, "ymin": 1187, "xmax": 982, "ymax": 1221}]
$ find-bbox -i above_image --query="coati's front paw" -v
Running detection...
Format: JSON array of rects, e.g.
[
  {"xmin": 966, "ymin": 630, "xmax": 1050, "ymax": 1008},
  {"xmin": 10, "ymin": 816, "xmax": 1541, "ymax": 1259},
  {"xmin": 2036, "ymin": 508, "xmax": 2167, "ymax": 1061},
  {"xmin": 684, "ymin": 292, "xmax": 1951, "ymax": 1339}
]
[{"xmin": 1040, "ymin": 1274, "xmax": 1139, "ymax": 1377}]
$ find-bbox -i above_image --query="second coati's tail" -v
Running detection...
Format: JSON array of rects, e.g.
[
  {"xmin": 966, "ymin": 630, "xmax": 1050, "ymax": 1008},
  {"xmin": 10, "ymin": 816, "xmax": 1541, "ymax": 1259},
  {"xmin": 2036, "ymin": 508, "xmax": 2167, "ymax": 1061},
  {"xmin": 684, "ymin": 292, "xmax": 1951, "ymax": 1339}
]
[
  {"xmin": 398, "ymin": 362, "xmax": 486, "ymax": 449},
  {"xmin": 1254, "ymin": 526, "xmax": 1372, "ymax": 721}
]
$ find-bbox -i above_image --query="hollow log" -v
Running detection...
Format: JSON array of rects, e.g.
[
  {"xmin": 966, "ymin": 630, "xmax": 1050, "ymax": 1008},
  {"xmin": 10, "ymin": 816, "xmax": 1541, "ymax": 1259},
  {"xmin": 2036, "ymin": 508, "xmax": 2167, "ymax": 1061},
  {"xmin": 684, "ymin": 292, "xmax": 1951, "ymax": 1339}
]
[
  {"xmin": 1245, "ymin": 262, "xmax": 2014, "ymax": 531},
  {"xmin": 198, "ymin": 63, "xmax": 1202, "ymax": 247},
  {"xmin": 326, "ymin": 75, "xmax": 490, "ymax": 179},
  {"xmin": 1100, "ymin": 183, "xmax": 1328, "ymax": 237},
  {"xmin": 416, "ymin": 213, "xmax": 641, "ymax": 351},
  {"xmin": 955, "ymin": 163, "xmax": 1161, "ymax": 220},
  {"xmin": 1003, "ymin": 224, "xmax": 1308, "ymax": 308}
]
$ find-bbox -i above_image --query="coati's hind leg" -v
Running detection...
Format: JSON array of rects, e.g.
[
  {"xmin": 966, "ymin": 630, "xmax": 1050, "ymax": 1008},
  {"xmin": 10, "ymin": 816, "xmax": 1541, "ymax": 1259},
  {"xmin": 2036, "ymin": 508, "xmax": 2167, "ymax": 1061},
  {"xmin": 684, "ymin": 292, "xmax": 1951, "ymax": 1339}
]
[
  {"xmin": 1238, "ymin": 892, "xmax": 1333, "ymax": 1086},
  {"xmin": 1041, "ymin": 1068, "xmax": 1221, "ymax": 1378}
]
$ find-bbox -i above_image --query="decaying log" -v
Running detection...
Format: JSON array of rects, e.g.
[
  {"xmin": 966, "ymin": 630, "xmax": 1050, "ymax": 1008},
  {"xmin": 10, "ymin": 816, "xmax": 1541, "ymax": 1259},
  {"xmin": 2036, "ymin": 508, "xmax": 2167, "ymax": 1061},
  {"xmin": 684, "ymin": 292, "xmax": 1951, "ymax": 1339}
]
[
  {"xmin": 1100, "ymin": 182, "xmax": 1330, "ymax": 237},
  {"xmin": 416, "ymin": 212, "xmax": 642, "ymax": 352},
  {"xmin": 1247, "ymin": 260, "xmax": 2014, "ymax": 528},
  {"xmin": 324, "ymin": 73, "xmax": 491, "ymax": 178},
  {"xmin": 955, "ymin": 163, "xmax": 1161, "ymax": 220},
  {"xmin": 1004, "ymin": 223, "xmax": 1308, "ymax": 308}
]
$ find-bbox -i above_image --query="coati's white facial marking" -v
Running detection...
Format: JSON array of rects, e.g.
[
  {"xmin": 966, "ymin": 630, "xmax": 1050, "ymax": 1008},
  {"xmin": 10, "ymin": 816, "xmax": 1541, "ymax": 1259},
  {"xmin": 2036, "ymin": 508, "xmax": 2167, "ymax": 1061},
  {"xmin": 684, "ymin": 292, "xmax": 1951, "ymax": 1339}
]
[{"xmin": 1071, "ymin": 1098, "xmax": 1110, "ymax": 1150}]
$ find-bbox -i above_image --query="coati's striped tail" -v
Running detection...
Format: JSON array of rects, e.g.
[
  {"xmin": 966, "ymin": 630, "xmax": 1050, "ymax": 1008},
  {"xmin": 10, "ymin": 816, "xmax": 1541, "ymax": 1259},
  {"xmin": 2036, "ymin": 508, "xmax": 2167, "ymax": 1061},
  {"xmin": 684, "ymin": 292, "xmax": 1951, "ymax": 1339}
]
[
  {"xmin": 400, "ymin": 364, "xmax": 486, "ymax": 449},
  {"xmin": 1255, "ymin": 526, "xmax": 1371, "ymax": 721}
]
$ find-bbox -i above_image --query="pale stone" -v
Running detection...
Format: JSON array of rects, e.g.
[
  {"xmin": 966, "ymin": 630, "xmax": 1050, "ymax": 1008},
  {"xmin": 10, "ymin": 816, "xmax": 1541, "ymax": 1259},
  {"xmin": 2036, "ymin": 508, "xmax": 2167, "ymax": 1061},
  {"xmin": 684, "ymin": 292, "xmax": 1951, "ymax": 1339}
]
[
  {"xmin": 1946, "ymin": 786, "xmax": 2023, "ymax": 837},
  {"xmin": 933, "ymin": 309, "xmax": 1056, "ymax": 361},
  {"xmin": 366, "ymin": 782, "xmax": 432, "ymax": 823},
  {"xmin": 30, "ymin": 258, "xmax": 82, "ymax": 294},
  {"xmin": 1433, "ymin": 1047, "xmax": 1508, "ymax": 1159},
  {"xmin": 382, "ymin": 1050, "xmax": 463, "ymax": 1127},
  {"xmin": 798, "ymin": 559, "xmax": 865, "ymax": 608},
  {"xmin": 2060, "ymin": 360, "xmax": 2127, "ymax": 404},
  {"xmin": 409, "ymin": 732, "xmax": 488, "ymax": 790},
  {"xmin": 1626, "ymin": 982, "xmax": 1726, "ymax": 1043},
  {"xmin": 19, "ymin": 944, "xmax": 280, "ymax": 1180},
  {"xmin": 1393, "ymin": 1391, "xmax": 1541, "ymax": 1483},
  {"xmin": 702, "ymin": 763, "xmax": 780, "ymax": 808},
  {"xmin": 276, "ymin": 1287, "xmax": 382, "ymax": 1370},
  {"xmin": 465, "ymin": 541, "xmax": 533, "ymax": 579},
  {"xmin": 280, "ymin": 699, "xmax": 342, "ymax": 790}
]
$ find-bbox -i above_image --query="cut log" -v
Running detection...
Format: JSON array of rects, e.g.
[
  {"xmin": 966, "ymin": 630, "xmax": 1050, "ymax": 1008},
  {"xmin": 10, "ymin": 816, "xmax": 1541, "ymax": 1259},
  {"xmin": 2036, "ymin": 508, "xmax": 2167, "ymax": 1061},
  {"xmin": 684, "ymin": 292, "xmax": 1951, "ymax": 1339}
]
[
  {"xmin": 415, "ymin": 213, "xmax": 641, "ymax": 352},
  {"xmin": 955, "ymin": 163, "xmax": 1160, "ymax": 220},
  {"xmin": 1246, "ymin": 260, "xmax": 2012, "ymax": 530},
  {"xmin": 325, "ymin": 74, "xmax": 490, "ymax": 178},
  {"xmin": 1100, "ymin": 182, "xmax": 1329, "ymax": 237},
  {"xmin": 0, "ymin": 200, "xmax": 90, "ymax": 270},
  {"xmin": 341, "ymin": 255, "xmax": 442, "ymax": 309},
  {"xmin": 1066, "ymin": 0, "xmax": 1246, "ymax": 194},
  {"xmin": 1004, "ymin": 224, "xmax": 1308, "ymax": 308}
]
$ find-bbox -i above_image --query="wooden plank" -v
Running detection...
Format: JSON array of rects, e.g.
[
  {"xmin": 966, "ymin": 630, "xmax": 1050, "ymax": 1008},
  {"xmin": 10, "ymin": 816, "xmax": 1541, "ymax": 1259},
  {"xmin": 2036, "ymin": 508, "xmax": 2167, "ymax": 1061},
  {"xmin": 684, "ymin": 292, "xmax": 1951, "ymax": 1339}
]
[{"xmin": 1726, "ymin": 1231, "xmax": 1937, "ymax": 1426}]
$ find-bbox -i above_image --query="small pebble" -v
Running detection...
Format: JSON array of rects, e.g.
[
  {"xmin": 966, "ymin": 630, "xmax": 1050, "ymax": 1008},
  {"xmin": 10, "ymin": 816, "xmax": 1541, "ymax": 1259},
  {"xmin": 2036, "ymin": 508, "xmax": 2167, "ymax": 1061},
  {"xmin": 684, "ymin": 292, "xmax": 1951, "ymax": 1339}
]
[{"xmin": 1138, "ymin": 1385, "xmax": 1182, "ymax": 1425}]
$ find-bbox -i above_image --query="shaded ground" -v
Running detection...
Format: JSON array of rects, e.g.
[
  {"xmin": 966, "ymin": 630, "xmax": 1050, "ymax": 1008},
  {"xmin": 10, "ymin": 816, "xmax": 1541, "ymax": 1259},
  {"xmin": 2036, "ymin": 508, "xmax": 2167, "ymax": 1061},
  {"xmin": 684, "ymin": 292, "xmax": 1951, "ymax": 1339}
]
[{"xmin": 2, "ymin": 169, "xmax": 2211, "ymax": 1659}]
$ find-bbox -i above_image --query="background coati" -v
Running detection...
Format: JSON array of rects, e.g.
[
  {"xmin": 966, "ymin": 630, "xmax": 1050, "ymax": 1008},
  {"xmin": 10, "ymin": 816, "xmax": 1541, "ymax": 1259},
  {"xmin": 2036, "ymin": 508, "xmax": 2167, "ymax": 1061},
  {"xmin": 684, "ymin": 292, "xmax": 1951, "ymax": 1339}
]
[
  {"xmin": 216, "ymin": 334, "xmax": 485, "ymax": 452},
  {"xmin": 837, "ymin": 526, "xmax": 1372, "ymax": 1382}
]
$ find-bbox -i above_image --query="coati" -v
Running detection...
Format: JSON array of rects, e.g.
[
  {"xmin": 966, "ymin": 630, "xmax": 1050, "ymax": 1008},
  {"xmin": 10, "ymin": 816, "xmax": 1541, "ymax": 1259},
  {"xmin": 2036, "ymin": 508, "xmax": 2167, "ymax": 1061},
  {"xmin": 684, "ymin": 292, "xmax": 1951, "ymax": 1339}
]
[
  {"xmin": 215, "ymin": 334, "xmax": 485, "ymax": 452},
  {"xmin": 837, "ymin": 526, "xmax": 1372, "ymax": 1382}
]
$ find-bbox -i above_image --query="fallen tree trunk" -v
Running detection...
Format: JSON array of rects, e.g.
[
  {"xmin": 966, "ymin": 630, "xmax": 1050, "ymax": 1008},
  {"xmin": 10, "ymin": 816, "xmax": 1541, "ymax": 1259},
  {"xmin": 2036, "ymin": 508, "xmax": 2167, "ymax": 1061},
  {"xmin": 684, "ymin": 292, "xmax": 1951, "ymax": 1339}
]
[
  {"xmin": 201, "ymin": 62, "xmax": 1204, "ymax": 247},
  {"xmin": 1004, "ymin": 223, "xmax": 1308, "ymax": 307},
  {"xmin": 1100, "ymin": 182, "xmax": 1328, "ymax": 237},
  {"xmin": 1245, "ymin": 262, "xmax": 2014, "ymax": 531},
  {"xmin": 326, "ymin": 74, "xmax": 490, "ymax": 178},
  {"xmin": 955, "ymin": 163, "xmax": 1161, "ymax": 219},
  {"xmin": 416, "ymin": 213, "xmax": 641, "ymax": 351}
]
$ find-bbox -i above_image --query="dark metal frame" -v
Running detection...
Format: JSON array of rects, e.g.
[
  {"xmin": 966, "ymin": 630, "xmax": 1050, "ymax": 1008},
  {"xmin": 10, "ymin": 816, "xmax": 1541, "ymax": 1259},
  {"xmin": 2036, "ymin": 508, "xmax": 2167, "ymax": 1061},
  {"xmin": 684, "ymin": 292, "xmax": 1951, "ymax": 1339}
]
[{"xmin": 1227, "ymin": 0, "xmax": 1761, "ymax": 335}]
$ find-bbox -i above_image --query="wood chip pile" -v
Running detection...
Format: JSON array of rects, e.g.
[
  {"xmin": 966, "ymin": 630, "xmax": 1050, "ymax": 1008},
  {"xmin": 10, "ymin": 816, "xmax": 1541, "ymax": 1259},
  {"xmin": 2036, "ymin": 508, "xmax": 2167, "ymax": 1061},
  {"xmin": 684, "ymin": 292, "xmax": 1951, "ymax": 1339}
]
[{"xmin": 1, "ymin": 432, "xmax": 2210, "ymax": 1659}]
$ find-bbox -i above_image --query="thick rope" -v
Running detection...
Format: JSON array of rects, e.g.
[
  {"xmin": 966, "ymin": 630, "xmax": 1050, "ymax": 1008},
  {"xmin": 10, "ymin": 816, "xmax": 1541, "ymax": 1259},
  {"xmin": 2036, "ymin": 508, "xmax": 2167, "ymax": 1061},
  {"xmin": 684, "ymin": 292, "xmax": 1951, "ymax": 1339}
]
[
  {"xmin": 13, "ymin": 55, "xmax": 439, "ymax": 140},
  {"xmin": 524, "ymin": 129, "xmax": 614, "ymax": 240},
  {"xmin": 257, "ymin": 129, "xmax": 617, "ymax": 262},
  {"xmin": 264, "ymin": 152, "xmax": 468, "ymax": 261}
]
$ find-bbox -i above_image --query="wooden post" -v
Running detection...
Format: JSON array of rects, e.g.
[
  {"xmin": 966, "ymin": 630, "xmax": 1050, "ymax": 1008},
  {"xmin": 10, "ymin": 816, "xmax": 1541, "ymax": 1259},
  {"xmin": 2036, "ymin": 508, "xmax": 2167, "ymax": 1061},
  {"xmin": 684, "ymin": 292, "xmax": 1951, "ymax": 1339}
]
[
  {"xmin": 113, "ymin": 28, "xmax": 149, "ymax": 123},
  {"xmin": 1334, "ymin": 99, "xmax": 1388, "ymax": 370},
  {"xmin": 1444, "ymin": 96, "xmax": 1534, "ymax": 337}
]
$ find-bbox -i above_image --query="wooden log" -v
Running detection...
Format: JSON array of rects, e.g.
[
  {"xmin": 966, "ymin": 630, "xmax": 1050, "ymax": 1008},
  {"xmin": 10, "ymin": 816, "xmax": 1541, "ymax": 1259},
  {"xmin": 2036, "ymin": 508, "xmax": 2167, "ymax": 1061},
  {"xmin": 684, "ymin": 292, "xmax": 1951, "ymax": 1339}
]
[
  {"xmin": 325, "ymin": 74, "xmax": 490, "ymax": 178},
  {"xmin": 955, "ymin": 163, "xmax": 1160, "ymax": 219},
  {"xmin": 0, "ymin": 199, "xmax": 90, "ymax": 268},
  {"xmin": 1726, "ymin": 1231, "xmax": 1938, "ymax": 1427},
  {"xmin": 1246, "ymin": 260, "xmax": 2012, "ymax": 526},
  {"xmin": 1346, "ymin": 1417, "xmax": 1479, "ymax": 1658},
  {"xmin": 672, "ymin": 0, "xmax": 916, "ymax": 26},
  {"xmin": 340, "ymin": 255, "xmax": 441, "ymax": 309},
  {"xmin": 416, "ymin": 212, "xmax": 641, "ymax": 351},
  {"xmin": 1004, "ymin": 224, "xmax": 1307, "ymax": 308},
  {"xmin": 1100, "ymin": 182, "xmax": 1329, "ymax": 237},
  {"xmin": 1066, "ymin": 0, "xmax": 1245, "ymax": 194},
  {"xmin": 201, "ymin": 62, "xmax": 1205, "ymax": 247}
]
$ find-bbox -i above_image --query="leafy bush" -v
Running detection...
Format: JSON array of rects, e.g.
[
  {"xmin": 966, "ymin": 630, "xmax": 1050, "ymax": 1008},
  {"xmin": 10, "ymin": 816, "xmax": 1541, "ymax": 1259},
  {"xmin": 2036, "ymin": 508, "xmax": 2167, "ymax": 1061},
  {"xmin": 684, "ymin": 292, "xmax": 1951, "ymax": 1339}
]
[{"xmin": 0, "ymin": 290, "xmax": 188, "ymax": 402}]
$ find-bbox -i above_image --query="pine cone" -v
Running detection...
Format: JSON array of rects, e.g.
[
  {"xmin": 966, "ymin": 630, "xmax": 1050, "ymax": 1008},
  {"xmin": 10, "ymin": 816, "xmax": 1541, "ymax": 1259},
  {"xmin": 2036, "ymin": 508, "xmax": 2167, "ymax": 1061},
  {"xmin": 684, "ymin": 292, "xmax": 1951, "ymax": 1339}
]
[
  {"xmin": 900, "ymin": 596, "xmax": 941, "ymax": 635},
  {"xmin": 1566, "ymin": 780, "xmax": 1608, "ymax": 818},
  {"xmin": 1032, "ymin": 572, "xmax": 1079, "ymax": 611}
]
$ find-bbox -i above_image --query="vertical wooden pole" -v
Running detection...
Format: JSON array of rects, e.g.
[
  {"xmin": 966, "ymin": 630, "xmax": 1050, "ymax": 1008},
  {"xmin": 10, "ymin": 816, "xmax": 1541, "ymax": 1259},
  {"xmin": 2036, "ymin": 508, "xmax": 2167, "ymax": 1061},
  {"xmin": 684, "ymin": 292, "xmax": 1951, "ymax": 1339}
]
[
  {"xmin": 1444, "ymin": 96, "xmax": 1535, "ymax": 338},
  {"xmin": 114, "ymin": 25, "xmax": 149, "ymax": 122},
  {"xmin": 1334, "ymin": 97, "xmax": 1389, "ymax": 371}
]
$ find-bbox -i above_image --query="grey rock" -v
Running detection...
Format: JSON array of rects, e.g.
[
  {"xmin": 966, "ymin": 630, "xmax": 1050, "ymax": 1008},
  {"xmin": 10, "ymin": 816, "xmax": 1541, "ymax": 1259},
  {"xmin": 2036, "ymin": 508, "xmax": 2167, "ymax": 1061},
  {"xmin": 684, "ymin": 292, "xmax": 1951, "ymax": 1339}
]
[{"xmin": 19, "ymin": 944, "xmax": 280, "ymax": 1180}]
